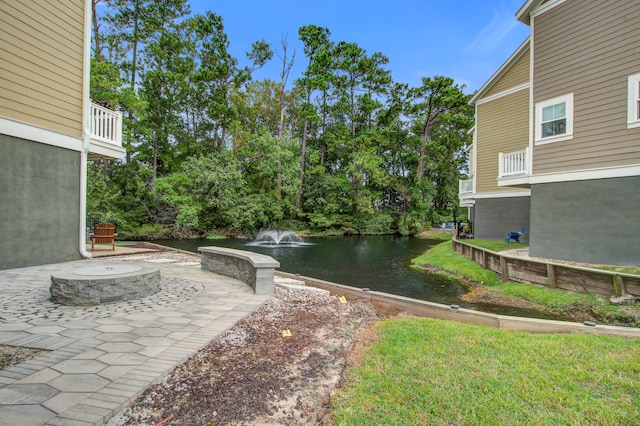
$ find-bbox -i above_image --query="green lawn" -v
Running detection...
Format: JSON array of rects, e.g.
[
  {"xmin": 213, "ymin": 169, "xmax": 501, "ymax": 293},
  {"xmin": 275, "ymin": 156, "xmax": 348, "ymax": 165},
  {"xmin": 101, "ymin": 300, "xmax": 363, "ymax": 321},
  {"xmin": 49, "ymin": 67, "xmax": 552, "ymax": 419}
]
[
  {"xmin": 596, "ymin": 265, "xmax": 640, "ymax": 276},
  {"xmin": 330, "ymin": 317, "xmax": 640, "ymax": 425},
  {"xmin": 412, "ymin": 240, "xmax": 503, "ymax": 286},
  {"xmin": 412, "ymin": 240, "xmax": 640, "ymax": 326},
  {"xmin": 417, "ymin": 230, "xmax": 455, "ymax": 241}
]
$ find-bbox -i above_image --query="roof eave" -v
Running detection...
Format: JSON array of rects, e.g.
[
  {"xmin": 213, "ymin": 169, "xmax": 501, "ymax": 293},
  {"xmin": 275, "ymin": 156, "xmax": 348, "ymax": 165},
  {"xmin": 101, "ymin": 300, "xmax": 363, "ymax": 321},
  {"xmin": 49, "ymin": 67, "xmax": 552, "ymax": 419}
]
[{"xmin": 516, "ymin": 0, "xmax": 538, "ymax": 25}]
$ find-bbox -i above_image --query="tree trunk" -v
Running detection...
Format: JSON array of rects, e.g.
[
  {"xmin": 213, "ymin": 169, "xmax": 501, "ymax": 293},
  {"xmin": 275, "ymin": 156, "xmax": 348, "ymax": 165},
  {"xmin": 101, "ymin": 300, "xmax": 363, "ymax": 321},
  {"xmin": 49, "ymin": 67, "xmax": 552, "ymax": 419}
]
[
  {"xmin": 417, "ymin": 146, "xmax": 425, "ymax": 183},
  {"xmin": 277, "ymin": 161, "xmax": 283, "ymax": 211},
  {"xmin": 350, "ymin": 83, "xmax": 356, "ymax": 138},
  {"xmin": 220, "ymin": 127, "xmax": 227, "ymax": 148},
  {"xmin": 152, "ymin": 132, "xmax": 158, "ymax": 185},
  {"xmin": 297, "ymin": 119, "xmax": 308, "ymax": 209},
  {"xmin": 320, "ymin": 90, "xmax": 327, "ymax": 166},
  {"xmin": 152, "ymin": 81, "xmax": 162, "ymax": 186},
  {"xmin": 417, "ymin": 121, "xmax": 431, "ymax": 183},
  {"xmin": 125, "ymin": 2, "xmax": 140, "ymax": 164},
  {"xmin": 278, "ymin": 36, "xmax": 295, "ymax": 139},
  {"xmin": 92, "ymin": 0, "xmax": 102, "ymax": 58}
]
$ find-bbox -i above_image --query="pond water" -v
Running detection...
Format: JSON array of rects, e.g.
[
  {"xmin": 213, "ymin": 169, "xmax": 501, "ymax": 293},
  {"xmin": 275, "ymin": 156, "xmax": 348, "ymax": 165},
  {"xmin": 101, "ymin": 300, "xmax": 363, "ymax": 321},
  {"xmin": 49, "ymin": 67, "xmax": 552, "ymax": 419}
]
[{"xmin": 153, "ymin": 235, "xmax": 559, "ymax": 319}]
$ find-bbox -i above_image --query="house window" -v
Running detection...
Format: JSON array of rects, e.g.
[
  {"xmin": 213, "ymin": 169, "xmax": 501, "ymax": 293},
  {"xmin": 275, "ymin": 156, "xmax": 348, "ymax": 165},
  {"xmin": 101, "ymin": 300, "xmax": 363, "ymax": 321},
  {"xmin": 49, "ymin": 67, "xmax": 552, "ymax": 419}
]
[
  {"xmin": 628, "ymin": 73, "xmax": 640, "ymax": 129},
  {"xmin": 535, "ymin": 93, "xmax": 573, "ymax": 144}
]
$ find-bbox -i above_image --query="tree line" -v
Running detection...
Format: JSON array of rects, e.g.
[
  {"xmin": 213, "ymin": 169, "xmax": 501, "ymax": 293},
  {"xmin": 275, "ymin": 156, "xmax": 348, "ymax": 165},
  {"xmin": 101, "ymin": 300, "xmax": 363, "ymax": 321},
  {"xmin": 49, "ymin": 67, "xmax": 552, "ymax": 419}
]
[{"xmin": 89, "ymin": 0, "xmax": 473, "ymax": 238}]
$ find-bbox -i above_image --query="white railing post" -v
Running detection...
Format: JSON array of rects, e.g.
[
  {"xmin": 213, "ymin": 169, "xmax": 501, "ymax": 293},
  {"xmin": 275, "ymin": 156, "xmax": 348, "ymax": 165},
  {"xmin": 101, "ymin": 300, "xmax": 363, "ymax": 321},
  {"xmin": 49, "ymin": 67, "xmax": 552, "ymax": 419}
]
[
  {"xmin": 498, "ymin": 148, "xmax": 529, "ymax": 178},
  {"xmin": 90, "ymin": 101, "xmax": 123, "ymax": 147},
  {"xmin": 459, "ymin": 178, "xmax": 474, "ymax": 194},
  {"xmin": 115, "ymin": 111, "xmax": 122, "ymax": 146}
]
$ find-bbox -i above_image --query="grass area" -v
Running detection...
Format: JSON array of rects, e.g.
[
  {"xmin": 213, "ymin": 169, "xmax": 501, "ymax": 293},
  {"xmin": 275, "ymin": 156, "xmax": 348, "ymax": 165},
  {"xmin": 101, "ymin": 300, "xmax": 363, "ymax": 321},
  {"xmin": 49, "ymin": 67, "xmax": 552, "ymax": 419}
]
[
  {"xmin": 205, "ymin": 234, "xmax": 227, "ymax": 240},
  {"xmin": 412, "ymin": 241, "xmax": 640, "ymax": 326},
  {"xmin": 416, "ymin": 230, "xmax": 454, "ymax": 240},
  {"xmin": 596, "ymin": 265, "xmax": 640, "ymax": 275},
  {"xmin": 330, "ymin": 317, "xmax": 640, "ymax": 425},
  {"xmin": 462, "ymin": 238, "xmax": 529, "ymax": 252},
  {"xmin": 412, "ymin": 240, "xmax": 502, "ymax": 287}
]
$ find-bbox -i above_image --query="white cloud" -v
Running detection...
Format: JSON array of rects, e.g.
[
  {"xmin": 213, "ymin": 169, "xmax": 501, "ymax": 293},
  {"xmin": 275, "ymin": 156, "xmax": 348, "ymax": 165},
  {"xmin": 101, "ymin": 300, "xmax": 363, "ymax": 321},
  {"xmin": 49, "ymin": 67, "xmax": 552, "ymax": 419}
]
[{"xmin": 465, "ymin": 5, "xmax": 520, "ymax": 55}]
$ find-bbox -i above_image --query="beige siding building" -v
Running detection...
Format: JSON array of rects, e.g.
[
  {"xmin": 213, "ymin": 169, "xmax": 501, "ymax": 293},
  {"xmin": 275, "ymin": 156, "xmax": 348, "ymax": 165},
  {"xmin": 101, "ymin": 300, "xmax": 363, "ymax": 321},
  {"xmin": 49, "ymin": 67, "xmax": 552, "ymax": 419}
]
[
  {"xmin": 460, "ymin": 41, "xmax": 531, "ymax": 241},
  {"xmin": 0, "ymin": 0, "xmax": 125, "ymax": 270},
  {"xmin": 531, "ymin": 0, "xmax": 640, "ymax": 175},
  {"xmin": 0, "ymin": 1, "xmax": 84, "ymax": 138},
  {"xmin": 476, "ymin": 88, "xmax": 529, "ymax": 193},
  {"xmin": 461, "ymin": 0, "xmax": 640, "ymax": 265}
]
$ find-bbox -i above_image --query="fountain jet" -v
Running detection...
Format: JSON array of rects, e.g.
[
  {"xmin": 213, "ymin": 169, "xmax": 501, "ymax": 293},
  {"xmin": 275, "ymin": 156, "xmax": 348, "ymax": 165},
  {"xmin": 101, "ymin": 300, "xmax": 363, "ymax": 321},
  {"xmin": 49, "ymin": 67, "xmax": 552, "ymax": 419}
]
[{"xmin": 255, "ymin": 230, "xmax": 302, "ymax": 245}]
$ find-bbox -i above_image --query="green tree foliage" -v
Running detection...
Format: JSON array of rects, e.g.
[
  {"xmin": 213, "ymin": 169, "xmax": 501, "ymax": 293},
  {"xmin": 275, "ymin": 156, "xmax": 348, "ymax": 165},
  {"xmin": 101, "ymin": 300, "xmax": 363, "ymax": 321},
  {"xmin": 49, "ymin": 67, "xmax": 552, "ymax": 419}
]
[
  {"xmin": 154, "ymin": 151, "xmax": 248, "ymax": 234},
  {"xmin": 89, "ymin": 3, "xmax": 473, "ymax": 238}
]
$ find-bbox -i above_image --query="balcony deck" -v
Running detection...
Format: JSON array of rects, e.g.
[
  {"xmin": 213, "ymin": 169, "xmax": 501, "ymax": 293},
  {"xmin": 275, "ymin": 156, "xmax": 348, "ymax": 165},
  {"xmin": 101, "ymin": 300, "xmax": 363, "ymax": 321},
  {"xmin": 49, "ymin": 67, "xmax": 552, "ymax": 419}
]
[
  {"xmin": 89, "ymin": 102, "xmax": 125, "ymax": 160},
  {"xmin": 498, "ymin": 147, "xmax": 529, "ymax": 178},
  {"xmin": 459, "ymin": 178, "xmax": 474, "ymax": 194}
]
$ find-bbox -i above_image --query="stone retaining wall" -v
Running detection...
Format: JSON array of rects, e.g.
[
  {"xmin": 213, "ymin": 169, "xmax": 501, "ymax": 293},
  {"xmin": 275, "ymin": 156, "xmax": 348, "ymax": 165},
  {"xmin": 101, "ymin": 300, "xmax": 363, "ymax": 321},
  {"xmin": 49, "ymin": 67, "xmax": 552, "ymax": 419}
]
[{"xmin": 199, "ymin": 246, "xmax": 280, "ymax": 295}]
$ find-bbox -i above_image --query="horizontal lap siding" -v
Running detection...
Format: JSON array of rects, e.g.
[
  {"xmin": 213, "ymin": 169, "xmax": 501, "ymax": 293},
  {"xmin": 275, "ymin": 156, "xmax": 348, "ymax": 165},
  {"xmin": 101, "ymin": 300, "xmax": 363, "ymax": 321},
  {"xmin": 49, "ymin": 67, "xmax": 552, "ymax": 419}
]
[
  {"xmin": 476, "ymin": 89, "xmax": 529, "ymax": 193},
  {"xmin": 0, "ymin": 1, "xmax": 84, "ymax": 138},
  {"xmin": 532, "ymin": 0, "xmax": 640, "ymax": 174},
  {"xmin": 485, "ymin": 50, "xmax": 530, "ymax": 98}
]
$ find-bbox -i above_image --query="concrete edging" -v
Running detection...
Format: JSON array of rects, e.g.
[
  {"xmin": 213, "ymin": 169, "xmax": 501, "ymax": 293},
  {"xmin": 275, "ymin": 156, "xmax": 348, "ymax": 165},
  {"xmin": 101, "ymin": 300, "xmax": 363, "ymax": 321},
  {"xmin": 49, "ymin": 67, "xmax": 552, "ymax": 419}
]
[{"xmin": 276, "ymin": 272, "xmax": 640, "ymax": 339}]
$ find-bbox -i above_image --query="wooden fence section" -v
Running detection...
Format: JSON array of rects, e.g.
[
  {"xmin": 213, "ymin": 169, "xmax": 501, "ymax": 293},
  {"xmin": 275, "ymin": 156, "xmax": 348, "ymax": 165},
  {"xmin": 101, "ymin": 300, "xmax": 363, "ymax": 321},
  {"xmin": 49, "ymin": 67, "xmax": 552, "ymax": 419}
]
[{"xmin": 453, "ymin": 239, "xmax": 640, "ymax": 297}]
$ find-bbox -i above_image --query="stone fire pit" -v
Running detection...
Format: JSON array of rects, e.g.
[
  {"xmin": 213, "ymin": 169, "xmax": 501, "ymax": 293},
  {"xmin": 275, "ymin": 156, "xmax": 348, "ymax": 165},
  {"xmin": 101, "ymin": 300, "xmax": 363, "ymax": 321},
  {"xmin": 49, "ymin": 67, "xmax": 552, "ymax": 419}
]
[{"xmin": 50, "ymin": 262, "xmax": 160, "ymax": 305}]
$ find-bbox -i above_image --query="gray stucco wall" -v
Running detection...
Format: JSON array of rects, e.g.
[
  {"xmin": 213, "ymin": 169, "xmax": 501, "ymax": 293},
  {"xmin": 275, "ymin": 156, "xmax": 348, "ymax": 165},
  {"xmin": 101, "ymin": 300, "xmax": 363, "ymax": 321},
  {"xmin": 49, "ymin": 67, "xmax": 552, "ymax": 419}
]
[
  {"xmin": 473, "ymin": 196, "xmax": 530, "ymax": 242},
  {"xmin": 530, "ymin": 177, "xmax": 640, "ymax": 266},
  {"xmin": 0, "ymin": 134, "xmax": 81, "ymax": 270}
]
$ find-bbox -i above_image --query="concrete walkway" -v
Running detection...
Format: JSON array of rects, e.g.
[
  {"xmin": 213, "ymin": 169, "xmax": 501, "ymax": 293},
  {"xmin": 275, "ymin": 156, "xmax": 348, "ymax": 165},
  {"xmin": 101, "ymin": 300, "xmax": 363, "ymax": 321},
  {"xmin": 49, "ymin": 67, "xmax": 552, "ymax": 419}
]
[{"xmin": 0, "ymin": 250, "xmax": 270, "ymax": 426}]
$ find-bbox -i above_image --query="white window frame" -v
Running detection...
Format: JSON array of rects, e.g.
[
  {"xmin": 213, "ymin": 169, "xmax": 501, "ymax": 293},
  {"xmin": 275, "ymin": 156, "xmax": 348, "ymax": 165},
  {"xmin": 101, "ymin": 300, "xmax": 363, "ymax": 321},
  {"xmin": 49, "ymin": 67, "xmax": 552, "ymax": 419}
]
[
  {"xmin": 535, "ymin": 93, "xmax": 573, "ymax": 145},
  {"xmin": 628, "ymin": 73, "xmax": 640, "ymax": 129}
]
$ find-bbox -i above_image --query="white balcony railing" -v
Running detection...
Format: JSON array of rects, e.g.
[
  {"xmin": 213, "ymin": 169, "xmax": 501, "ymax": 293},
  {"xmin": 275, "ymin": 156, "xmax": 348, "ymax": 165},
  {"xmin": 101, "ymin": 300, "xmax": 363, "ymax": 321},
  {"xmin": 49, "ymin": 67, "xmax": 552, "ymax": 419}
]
[
  {"xmin": 90, "ymin": 102, "xmax": 122, "ymax": 147},
  {"xmin": 498, "ymin": 147, "xmax": 529, "ymax": 178},
  {"xmin": 459, "ymin": 178, "xmax": 474, "ymax": 194}
]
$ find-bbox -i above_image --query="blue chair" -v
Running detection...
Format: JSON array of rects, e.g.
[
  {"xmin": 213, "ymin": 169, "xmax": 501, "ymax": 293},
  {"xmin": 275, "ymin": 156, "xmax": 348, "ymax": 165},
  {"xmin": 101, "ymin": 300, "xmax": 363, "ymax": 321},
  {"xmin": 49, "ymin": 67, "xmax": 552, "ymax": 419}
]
[{"xmin": 505, "ymin": 227, "xmax": 525, "ymax": 243}]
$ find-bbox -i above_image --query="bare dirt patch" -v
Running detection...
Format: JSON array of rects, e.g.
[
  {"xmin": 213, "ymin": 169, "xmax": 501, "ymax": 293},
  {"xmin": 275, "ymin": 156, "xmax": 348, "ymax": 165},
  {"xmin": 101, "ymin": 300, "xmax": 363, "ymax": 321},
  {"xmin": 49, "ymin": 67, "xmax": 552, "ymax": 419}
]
[{"xmin": 119, "ymin": 291, "xmax": 379, "ymax": 425}]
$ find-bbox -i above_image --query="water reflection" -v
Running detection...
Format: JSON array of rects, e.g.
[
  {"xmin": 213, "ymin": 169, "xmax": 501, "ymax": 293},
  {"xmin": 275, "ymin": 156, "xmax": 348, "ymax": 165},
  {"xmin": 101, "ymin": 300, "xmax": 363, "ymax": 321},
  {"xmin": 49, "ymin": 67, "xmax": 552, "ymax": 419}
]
[{"xmin": 152, "ymin": 235, "xmax": 560, "ymax": 320}]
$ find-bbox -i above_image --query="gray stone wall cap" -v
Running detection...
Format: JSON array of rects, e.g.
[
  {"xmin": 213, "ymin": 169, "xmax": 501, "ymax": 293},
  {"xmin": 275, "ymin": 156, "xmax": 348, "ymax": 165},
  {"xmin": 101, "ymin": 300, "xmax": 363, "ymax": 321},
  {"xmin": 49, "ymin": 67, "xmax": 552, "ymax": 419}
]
[
  {"xmin": 198, "ymin": 246, "xmax": 280, "ymax": 268},
  {"xmin": 51, "ymin": 262, "xmax": 159, "ymax": 280}
]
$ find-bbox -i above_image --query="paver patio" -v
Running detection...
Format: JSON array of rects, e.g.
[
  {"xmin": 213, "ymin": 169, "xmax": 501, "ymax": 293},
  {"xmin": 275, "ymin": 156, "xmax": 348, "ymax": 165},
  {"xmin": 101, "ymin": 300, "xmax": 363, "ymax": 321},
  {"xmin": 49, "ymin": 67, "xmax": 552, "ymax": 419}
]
[{"xmin": 0, "ymin": 249, "xmax": 270, "ymax": 426}]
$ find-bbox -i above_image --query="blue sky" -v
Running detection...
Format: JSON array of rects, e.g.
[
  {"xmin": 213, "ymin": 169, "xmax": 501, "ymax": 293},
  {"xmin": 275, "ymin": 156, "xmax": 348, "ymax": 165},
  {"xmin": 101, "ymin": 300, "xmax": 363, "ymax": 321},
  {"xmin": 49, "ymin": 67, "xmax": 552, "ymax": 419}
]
[{"xmin": 190, "ymin": 0, "xmax": 531, "ymax": 94}]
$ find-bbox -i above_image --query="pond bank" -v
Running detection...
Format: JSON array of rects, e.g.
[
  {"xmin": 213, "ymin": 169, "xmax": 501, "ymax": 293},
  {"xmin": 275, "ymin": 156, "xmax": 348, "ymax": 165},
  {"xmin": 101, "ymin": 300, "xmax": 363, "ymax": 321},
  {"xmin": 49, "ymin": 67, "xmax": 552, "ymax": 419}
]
[
  {"xmin": 413, "ymin": 240, "xmax": 640, "ymax": 327},
  {"xmin": 279, "ymin": 271, "xmax": 640, "ymax": 338}
]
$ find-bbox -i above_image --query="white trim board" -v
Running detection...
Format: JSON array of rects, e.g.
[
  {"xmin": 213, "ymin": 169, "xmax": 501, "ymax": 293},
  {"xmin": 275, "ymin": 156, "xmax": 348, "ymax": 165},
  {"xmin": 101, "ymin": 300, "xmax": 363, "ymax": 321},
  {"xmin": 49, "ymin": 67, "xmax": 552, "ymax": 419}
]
[
  {"xmin": 0, "ymin": 115, "xmax": 82, "ymax": 152},
  {"xmin": 476, "ymin": 83, "xmax": 530, "ymax": 106},
  {"xmin": 460, "ymin": 190, "xmax": 531, "ymax": 200},
  {"xmin": 498, "ymin": 175, "xmax": 530, "ymax": 187},
  {"xmin": 530, "ymin": 164, "xmax": 640, "ymax": 184},
  {"xmin": 517, "ymin": 0, "xmax": 567, "ymax": 24},
  {"xmin": 530, "ymin": 0, "xmax": 567, "ymax": 20}
]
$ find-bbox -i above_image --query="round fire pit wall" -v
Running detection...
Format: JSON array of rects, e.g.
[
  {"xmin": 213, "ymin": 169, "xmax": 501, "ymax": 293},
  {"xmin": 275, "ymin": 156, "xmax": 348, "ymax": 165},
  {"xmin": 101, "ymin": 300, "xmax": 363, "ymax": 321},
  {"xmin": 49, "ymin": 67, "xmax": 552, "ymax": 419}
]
[{"xmin": 50, "ymin": 263, "xmax": 161, "ymax": 305}]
